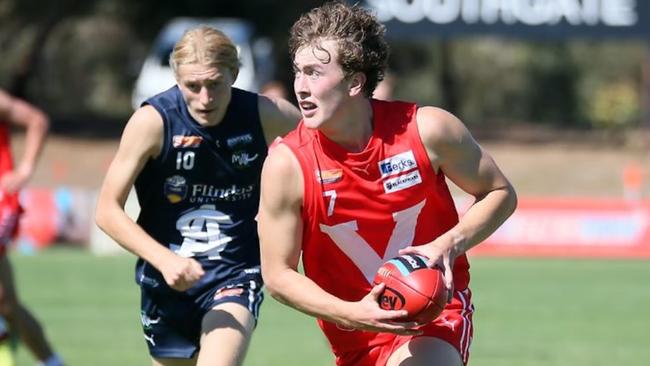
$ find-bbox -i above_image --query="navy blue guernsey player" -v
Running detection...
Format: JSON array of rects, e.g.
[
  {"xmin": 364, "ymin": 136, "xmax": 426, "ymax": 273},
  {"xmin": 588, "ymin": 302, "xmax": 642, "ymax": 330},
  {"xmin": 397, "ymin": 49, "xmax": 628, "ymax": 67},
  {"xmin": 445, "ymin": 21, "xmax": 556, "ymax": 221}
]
[{"xmin": 95, "ymin": 26, "xmax": 300, "ymax": 366}]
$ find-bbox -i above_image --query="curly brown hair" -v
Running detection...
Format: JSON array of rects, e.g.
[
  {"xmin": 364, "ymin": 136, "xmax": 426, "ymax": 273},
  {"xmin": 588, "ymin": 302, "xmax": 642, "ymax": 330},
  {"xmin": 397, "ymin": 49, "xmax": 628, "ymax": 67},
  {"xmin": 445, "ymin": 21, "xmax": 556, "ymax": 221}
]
[{"xmin": 289, "ymin": 1, "xmax": 389, "ymax": 97}]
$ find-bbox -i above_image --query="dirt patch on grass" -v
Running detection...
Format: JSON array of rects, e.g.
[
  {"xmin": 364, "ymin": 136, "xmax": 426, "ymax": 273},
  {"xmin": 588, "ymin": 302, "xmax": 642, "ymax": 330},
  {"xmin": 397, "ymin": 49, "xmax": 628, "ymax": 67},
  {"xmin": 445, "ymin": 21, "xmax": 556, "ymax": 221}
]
[
  {"xmin": 14, "ymin": 130, "xmax": 649, "ymax": 199},
  {"xmin": 483, "ymin": 141, "xmax": 648, "ymax": 198}
]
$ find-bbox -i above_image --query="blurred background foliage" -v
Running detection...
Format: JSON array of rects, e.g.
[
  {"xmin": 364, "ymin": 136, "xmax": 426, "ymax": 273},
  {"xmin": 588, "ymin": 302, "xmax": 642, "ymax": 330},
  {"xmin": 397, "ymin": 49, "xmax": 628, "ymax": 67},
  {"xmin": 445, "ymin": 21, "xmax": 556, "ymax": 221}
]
[
  {"xmin": 390, "ymin": 39, "xmax": 647, "ymax": 131},
  {"xmin": 0, "ymin": 0, "xmax": 648, "ymax": 136}
]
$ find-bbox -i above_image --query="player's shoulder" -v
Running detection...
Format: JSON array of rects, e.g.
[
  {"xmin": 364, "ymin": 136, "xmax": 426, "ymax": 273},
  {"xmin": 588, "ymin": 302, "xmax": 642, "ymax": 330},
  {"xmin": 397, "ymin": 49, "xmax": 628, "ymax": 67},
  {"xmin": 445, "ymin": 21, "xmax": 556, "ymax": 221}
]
[
  {"xmin": 264, "ymin": 142, "xmax": 300, "ymax": 176},
  {"xmin": 416, "ymin": 106, "xmax": 461, "ymax": 130},
  {"xmin": 0, "ymin": 90, "xmax": 13, "ymax": 117},
  {"xmin": 257, "ymin": 94, "xmax": 300, "ymax": 133},
  {"xmin": 127, "ymin": 105, "xmax": 164, "ymax": 132},
  {"xmin": 415, "ymin": 106, "xmax": 469, "ymax": 146},
  {"xmin": 261, "ymin": 142, "xmax": 304, "ymax": 205},
  {"xmin": 274, "ymin": 121, "xmax": 315, "ymax": 150},
  {"xmin": 256, "ymin": 93, "xmax": 281, "ymax": 119},
  {"xmin": 120, "ymin": 105, "xmax": 164, "ymax": 155},
  {"xmin": 257, "ymin": 92, "xmax": 297, "ymax": 115}
]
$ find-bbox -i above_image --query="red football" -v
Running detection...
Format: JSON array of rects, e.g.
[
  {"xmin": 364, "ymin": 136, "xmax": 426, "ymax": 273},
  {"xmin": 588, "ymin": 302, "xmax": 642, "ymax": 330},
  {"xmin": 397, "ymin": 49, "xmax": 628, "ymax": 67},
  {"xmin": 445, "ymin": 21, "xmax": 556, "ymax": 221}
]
[{"xmin": 373, "ymin": 254, "xmax": 447, "ymax": 324}]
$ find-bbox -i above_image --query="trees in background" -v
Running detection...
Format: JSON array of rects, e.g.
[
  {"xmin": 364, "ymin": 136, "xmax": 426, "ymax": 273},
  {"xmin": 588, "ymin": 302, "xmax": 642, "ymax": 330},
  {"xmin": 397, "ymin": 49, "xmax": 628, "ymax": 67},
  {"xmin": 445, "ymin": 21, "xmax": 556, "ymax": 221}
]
[
  {"xmin": 389, "ymin": 38, "xmax": 646, "ymax": 132},
  {"xmin": 0, "ymin": 0, "xmax": 646, "ymax": 133}
]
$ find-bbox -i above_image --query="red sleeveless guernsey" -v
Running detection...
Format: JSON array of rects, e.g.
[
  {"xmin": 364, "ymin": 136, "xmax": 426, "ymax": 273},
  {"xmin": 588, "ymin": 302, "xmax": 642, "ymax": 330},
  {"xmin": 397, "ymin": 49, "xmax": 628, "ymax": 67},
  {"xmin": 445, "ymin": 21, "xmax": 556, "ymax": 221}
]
[
  {"xmin": 0, "ymin": 122, "xmax": 13, "ymax": 175},
  {"xmin": 280, "ymin": 99, "xmax": 470, "ymax": 354},
  {"xmin": 0, "ymin": 121, "xmax": 20, "ymax": 251}
]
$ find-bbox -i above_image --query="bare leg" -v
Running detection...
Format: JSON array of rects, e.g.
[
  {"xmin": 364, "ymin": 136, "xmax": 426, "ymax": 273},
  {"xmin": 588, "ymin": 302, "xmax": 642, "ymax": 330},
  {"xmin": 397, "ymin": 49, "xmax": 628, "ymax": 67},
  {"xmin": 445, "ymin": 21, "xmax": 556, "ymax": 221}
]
[
  {"xmin": 195, "ymin": 302, "xmax": 255, "ymax": 366},
  {"xmin": 0, "ymin": 255, "xmax": 55, "ymax": 362},
  {"xmin": 387, "ymin": 336, "xmax": 463, "ymax": 366}
]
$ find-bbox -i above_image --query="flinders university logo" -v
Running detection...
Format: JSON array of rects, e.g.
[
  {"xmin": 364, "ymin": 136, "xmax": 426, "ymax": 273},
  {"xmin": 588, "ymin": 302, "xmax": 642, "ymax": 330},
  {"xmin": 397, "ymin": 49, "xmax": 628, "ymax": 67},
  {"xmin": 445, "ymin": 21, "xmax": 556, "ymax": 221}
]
[{"xmin": 164, "ymin": 175, "xmax": 188, "ymax": 203}]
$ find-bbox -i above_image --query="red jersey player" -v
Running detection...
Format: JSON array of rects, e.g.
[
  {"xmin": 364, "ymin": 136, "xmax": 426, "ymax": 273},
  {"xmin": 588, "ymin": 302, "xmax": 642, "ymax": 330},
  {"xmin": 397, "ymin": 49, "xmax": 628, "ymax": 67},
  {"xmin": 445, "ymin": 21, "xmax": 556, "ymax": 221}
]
[
  {"xmin": 0, "ymin": 88, "xmax": 63, "ymax": 366},
  {"xmin": 257, "ymin": 3, "xmax": 517, "ymax": 366}
]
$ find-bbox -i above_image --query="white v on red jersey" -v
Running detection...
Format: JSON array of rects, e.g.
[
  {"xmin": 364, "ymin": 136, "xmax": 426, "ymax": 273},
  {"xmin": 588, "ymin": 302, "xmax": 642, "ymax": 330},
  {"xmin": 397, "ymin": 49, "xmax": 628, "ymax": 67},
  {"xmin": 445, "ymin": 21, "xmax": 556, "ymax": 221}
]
[{"xmin": 280, "ymin": 99, "xmax": 473, "ymax": 360}]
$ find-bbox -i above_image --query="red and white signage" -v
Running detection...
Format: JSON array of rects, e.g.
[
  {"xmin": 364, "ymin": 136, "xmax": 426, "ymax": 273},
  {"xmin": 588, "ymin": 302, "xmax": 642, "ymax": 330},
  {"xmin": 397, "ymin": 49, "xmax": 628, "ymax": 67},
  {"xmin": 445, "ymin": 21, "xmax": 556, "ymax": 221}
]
[{"xmin": 469, "ymin": 198, "xmax": 650, "ymax": 258}]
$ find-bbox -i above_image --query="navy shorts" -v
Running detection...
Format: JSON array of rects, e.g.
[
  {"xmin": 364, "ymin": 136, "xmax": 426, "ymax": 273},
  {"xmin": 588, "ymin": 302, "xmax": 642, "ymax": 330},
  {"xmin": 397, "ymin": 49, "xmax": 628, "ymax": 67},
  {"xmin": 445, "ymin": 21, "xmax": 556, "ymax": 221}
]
[{"xmin": 139, "ymin": 272, "xmax": 264, "ymax": 359}]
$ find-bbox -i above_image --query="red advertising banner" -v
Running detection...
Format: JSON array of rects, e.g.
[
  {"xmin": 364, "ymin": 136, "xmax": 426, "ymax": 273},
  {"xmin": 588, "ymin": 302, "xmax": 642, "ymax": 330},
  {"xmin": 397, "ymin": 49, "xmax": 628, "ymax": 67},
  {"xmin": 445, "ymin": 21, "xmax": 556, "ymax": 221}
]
[{"xmin": 469, "ymin": 198, "xmax": 650, "ymax": 259}]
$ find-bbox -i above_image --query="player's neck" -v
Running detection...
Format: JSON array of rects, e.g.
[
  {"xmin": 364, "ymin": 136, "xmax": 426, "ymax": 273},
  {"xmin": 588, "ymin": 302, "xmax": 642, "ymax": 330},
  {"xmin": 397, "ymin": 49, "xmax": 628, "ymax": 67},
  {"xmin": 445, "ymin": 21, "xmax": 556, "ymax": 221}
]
[{"xmin": 320, "ymin": 99, "xmax": 373, "ymax": 153}]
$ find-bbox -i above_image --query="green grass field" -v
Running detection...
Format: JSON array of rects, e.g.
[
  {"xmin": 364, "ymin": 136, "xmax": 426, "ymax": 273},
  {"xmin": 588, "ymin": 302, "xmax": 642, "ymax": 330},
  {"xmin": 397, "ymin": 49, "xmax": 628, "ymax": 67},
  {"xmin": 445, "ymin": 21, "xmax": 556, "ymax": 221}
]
[{"xmin": 9, "ymin": 249, "xmax": 650, "ymax": 365}]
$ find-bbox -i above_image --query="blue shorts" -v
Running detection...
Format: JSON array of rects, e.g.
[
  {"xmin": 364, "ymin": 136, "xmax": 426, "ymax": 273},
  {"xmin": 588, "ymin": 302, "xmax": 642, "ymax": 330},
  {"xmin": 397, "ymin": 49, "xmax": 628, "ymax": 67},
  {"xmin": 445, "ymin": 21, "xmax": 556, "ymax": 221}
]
[{"xmin": 139, "ymin": 272, "xmax": 264, "ymax": 359}]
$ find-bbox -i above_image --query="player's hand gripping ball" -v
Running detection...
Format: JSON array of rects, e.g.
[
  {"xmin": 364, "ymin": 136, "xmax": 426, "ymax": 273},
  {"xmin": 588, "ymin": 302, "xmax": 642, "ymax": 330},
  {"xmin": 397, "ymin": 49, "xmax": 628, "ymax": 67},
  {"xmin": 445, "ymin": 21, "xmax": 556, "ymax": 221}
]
[{"xmin": 373, "ymin": 254, "xmax": 446, "ymax": 324}]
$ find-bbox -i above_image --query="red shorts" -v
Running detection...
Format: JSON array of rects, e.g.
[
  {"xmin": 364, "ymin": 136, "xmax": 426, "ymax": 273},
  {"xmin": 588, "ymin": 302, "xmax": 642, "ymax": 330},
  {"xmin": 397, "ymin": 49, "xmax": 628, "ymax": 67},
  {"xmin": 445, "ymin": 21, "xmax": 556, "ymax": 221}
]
[
  {"xmin": 335, "ymin": 288, "xmax": 474, "ymax": 366},
  {"xmin": 0, "ymin": 191, "xmax": 21, "ymax": 257}
]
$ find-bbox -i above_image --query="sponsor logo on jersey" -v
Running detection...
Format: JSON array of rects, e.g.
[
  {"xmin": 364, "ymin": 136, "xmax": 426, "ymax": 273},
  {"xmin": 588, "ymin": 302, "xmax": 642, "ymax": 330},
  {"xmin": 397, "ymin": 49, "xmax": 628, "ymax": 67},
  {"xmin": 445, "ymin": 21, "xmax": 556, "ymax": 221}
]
[
  {"xmin": 214, "ymin": 287, "xmax": 245, "ymax": 300},
  {"xmin": 232, "ymin": 150, "xmax": 259, "ymax": 169},
  {"xmin": 351, "ymin": 164, "xmax": 371, "ymax": 175},
  {"xmin": 383, "ymin": 170, "xmax": 422, "ymax": 194},
  {"xmin": 378, "ymin": 151, "xmax": 417, "ymax": 178},
  {"xmin": 189, "ymin": 183, "xmax": 255, "ymax": 203},
  {"xmin": 316, "ymin": 169, "xmax": 343, "ymax": 184},
  {"xmin": 172, "ymin": 135, "xmax": 203, "ymax": 148},
  {"xmin": 164, "ymin": 175, "xmax": 188, "ymax": 203},
  {"xmin": 227, "ymin": 133, "xmax": 254, "ymax": 147}
]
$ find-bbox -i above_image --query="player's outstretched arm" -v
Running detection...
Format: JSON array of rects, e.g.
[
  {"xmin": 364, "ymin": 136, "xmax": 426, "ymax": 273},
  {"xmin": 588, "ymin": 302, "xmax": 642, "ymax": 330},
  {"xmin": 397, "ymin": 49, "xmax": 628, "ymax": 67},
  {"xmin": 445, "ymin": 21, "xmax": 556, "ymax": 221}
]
[
  {"xmin": 95, "ymin": 106, "xmax": 204, "ymax": 291},
  {"xmin": 401, "ymin": 107, "xmax": 517, "ymax": 283},
  {"xmin": 257, "ymin": 94, "xmax": 301, "ymax": 143},
  {"xmin": 0, "ymin": 89, "xmax": 49, "ymax": 193},
  {"xmin": 258, "ymin": 144, "xmax": 419, "ymax": 335}
]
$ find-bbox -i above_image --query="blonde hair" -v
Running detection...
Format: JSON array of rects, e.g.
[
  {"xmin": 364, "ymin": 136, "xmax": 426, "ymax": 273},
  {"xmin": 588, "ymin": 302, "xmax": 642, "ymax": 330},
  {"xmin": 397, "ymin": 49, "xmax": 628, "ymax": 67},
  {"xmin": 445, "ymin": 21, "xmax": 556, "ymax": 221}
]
[{"xmin": 170, "ymin": 26, "xmax": 240, "ymax": 79}]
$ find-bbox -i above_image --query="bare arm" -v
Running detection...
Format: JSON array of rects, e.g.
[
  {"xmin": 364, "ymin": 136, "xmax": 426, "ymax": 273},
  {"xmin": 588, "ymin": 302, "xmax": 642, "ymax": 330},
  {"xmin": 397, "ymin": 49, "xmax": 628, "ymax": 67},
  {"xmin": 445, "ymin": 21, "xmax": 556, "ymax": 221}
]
[
  {"xmin": 257, "ymin": 94, "xmax": 301, "ymax": 143},
  {"xmin": 258, "ymin": 144, "xmax": 418, "ymax": 334},
  {"xmin": 401, "ymin": 107, "xmax": 517, "ymax": 286},
  {"xmin": 0, "ymin": 90, "xmax": 49, "ymax": 193},
  {"xmin": 95, "ymin": 105, "xmax": 204, "ymax": 291}
]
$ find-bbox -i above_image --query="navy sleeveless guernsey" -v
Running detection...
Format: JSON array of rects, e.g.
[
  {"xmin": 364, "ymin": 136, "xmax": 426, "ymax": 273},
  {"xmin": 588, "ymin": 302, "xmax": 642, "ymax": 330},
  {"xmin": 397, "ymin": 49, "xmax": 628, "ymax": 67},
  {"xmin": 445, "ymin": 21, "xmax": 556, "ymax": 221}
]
[{"xmin": 134, "ymin": 86, "xmax": 266, "ymax": 296}]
